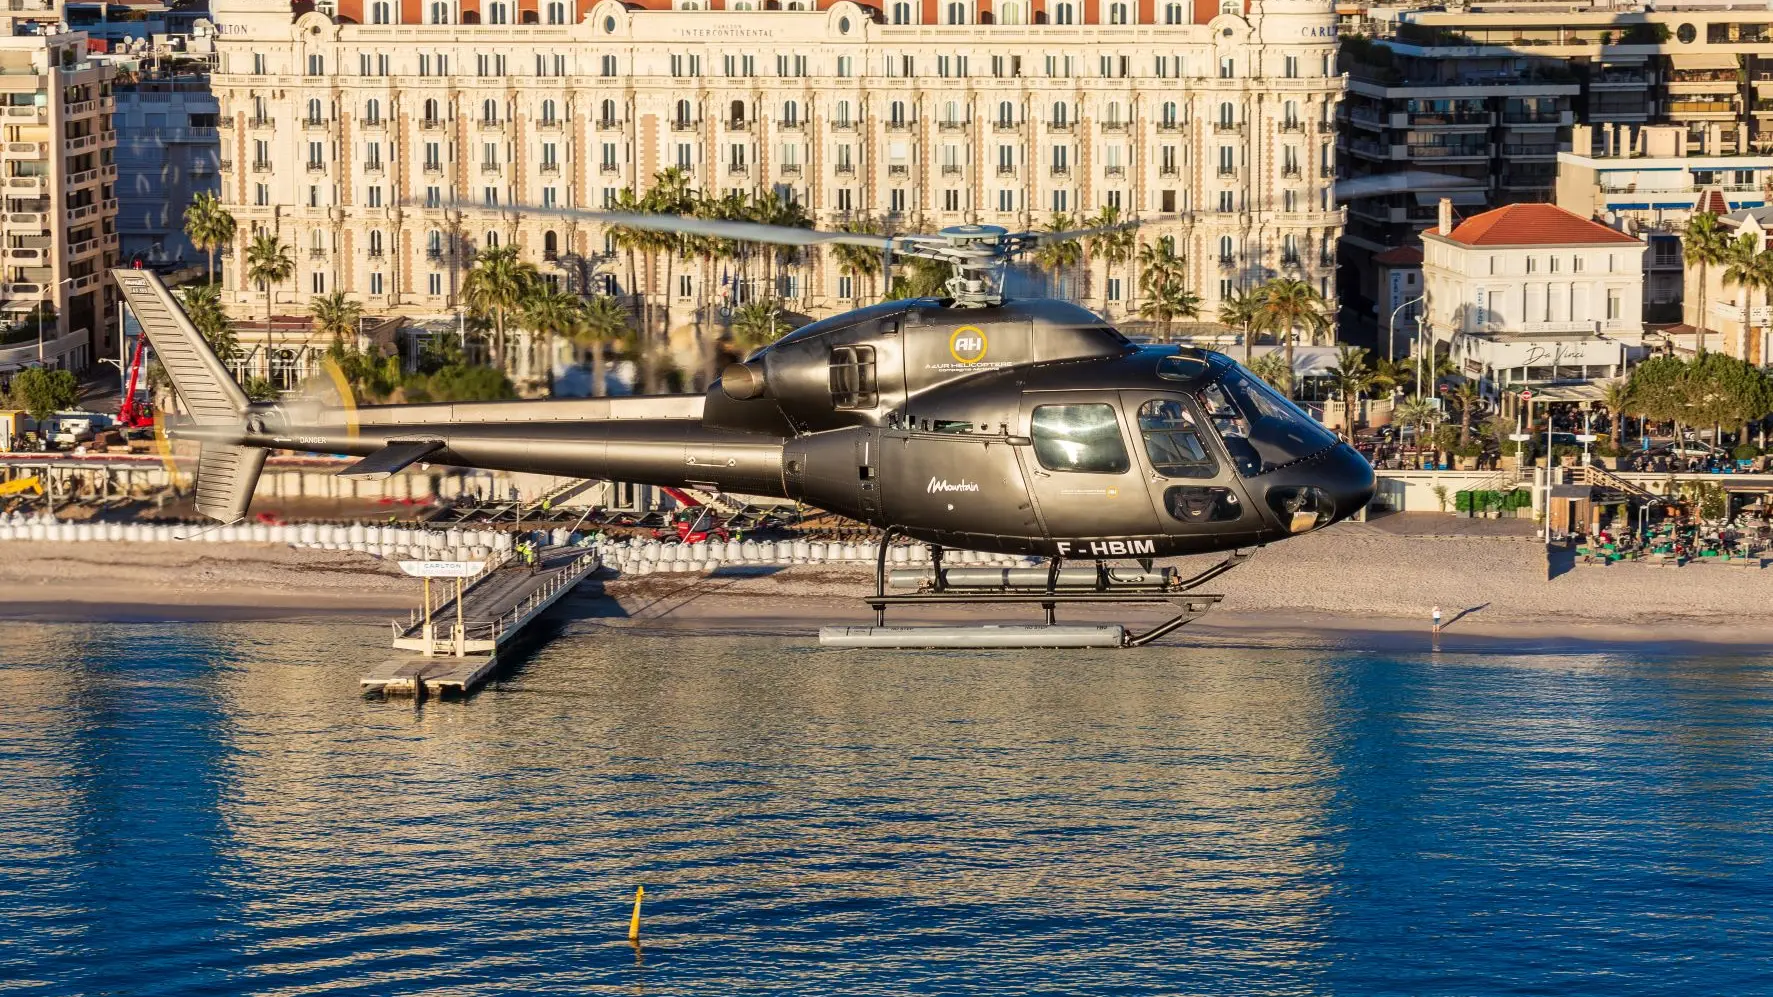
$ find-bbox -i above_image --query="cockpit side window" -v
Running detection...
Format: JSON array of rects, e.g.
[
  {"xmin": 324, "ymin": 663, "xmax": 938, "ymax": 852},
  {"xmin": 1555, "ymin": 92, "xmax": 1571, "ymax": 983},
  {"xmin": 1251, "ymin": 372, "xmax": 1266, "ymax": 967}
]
[
  {"xmin": 1031, "ymin": 403, "xmax": 1130, "ymax": 474},
  {"xmin": 1136, "ymin": 399, "xmax": 1218, "ymax": 479},
  {"xmin": 1196, "ymin": 369, "xmax": 1339, "ymax": 477}
]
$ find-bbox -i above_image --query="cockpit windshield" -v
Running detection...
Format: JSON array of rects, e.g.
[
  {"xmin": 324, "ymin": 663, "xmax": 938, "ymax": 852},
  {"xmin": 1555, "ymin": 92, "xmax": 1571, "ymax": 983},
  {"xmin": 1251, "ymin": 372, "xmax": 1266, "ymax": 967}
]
[{"xmin": 1194, "ymin": 368, "xmax": 1339, "ymax": 477}]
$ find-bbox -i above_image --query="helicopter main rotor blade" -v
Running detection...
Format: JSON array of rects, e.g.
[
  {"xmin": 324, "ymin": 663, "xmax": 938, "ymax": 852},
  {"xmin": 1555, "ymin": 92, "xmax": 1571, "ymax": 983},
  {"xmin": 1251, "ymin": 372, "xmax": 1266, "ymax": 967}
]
[
  {"xmin": 439, "ymin": 202, "xmax": 900, "ymax": 251},
  {"xmin": 1014, "ymin": 219, "xmax": 1142, "ymax": 250}
]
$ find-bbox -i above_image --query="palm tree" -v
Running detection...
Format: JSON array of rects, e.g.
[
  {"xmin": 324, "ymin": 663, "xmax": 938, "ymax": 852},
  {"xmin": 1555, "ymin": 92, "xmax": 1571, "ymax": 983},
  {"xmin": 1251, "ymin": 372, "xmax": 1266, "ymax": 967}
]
[
  {"xmin": 521, "ymin": 288, "xmax": 577, "ymax": 387},
  {"xmin": 309, "ymin": 291, "xmax": 363, "ymax": 350},
  {"xmin": 1371, "ymin": 356, "xmax": 1414, "ymax": 398},
  {"xmin": 1393, "ymin": 396, "xmax": 1442, "ymax": 453},
  {"xmin": 183, "ymin": 191, "xmax": 236, "ymax": 286},
  {"xmin": 644, "ymin": 167, "xmax": 694, "ymax": 366},
  {"xmin": 1329, "ymin": 344, "xmax": 1374, "ymax": 435},
  {"xmin": 1135, "ymin": 238, "xmax": 1184, "ymax": 299},
  {"xmin": 244, "ymin": 231, "xmax": 293, "ymax": 386},
  {"xmin": 1218, "ymin": 286, "xmax": 1262, "ymax": 363},
  {"xmin": 571, "ymin": 294, "xmax": 633, "ymax": 397},
  {"xmin": 1247, "ymin": 351, "xmax": 1292, "ymax": 391},
  {"xmin": 460, "ymin": 244, "xmax": 537, "ymax": 372},
  {"xmin": 607, "ymin": 186, "xmax": 647, "ymax": 320},
  {"xmin": 179, "ymin": 282, "xmax": 236, "ymax": 366},
  {"xmin": 729, "ymin": 299, "xmax": 790, "ymax": 356},
  {"xmin": 832, "ymin": 216, "xmax": 887, "ymax": 304},
  {"xmin": 1683, "ymin": 211, "xmax": 1728, "ymax": 355},
  {"xmin": 1448, "ymin": 379, "xmax": 1481, "ymax": 447},
  {"xmin": 1722, "ymin": 234, "xmax": 1766, "ymax": 362},
  {"xmin": 1252, "ymin": 278, "xmax": 1330, "ymax": 398},
  {"xmin": 1083, "ymin": 204, "xmax": 1134, "ymax": 313},
  {"xmin": 1035, "ymin": 213, "xmax": 1083, "ymax": 299},
  {"xmin": 1138, "ymin": 278, "xmax": 1201, "ymax": 342}
]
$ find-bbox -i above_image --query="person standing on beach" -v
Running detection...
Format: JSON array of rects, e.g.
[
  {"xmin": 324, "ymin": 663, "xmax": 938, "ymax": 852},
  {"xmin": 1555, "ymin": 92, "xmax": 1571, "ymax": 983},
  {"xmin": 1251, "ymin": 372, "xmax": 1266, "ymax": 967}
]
[{"xmin": 1432, "ymin": 605, "xmax": 1442, "ymax": 634}]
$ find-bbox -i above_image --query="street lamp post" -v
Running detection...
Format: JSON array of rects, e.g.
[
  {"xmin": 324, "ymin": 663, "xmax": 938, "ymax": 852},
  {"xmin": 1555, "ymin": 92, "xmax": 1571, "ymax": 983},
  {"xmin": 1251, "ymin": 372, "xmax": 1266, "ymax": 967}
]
[{"xmin": 1388, "ymin": 293, "xmax": 1423, "ymax": 365}]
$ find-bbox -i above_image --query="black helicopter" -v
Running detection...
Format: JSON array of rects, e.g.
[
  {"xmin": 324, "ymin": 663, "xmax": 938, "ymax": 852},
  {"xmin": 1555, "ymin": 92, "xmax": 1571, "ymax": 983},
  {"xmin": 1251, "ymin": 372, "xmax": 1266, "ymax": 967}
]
[{"xmin": 114, "ymin": 212, "xmax": 1373, "ymax": 644}]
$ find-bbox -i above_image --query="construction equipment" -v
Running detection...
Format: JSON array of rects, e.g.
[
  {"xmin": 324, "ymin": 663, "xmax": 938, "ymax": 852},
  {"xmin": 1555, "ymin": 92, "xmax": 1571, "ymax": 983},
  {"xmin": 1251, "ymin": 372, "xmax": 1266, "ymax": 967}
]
[
  {"xmin": 0, "ymin": 475, "xmax": 43, "ymax": 497},
  {"xmin": 117, "ymin": 330, "xmax": 153, "ymax": 430}
]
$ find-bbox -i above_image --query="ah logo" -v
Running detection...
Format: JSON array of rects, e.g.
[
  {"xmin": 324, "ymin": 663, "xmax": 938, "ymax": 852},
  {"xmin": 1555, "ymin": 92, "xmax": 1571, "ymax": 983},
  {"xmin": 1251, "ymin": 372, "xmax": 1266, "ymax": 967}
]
[{"xmin": 949, "ymin": 326, "xmax": 988, "ymax": 364}]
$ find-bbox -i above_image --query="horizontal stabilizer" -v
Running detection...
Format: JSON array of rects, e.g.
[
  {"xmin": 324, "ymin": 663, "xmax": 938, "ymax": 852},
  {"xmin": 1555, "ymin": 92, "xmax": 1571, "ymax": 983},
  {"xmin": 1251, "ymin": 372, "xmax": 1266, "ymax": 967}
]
[{"xmin": 337, "ymin": 439, "xmax": 445, "ymax": 480}]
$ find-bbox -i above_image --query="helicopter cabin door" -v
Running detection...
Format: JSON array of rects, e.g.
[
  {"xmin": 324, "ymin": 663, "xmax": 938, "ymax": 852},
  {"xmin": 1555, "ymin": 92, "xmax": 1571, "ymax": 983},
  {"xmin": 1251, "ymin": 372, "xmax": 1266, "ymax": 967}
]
[
  {"xmin": 1118, "ymin": 391, "xmax": 1258, "ymax": 539},
  {"xmin": 1015, "ymin": 391, "xmax": 1164, "ymax": 552}
]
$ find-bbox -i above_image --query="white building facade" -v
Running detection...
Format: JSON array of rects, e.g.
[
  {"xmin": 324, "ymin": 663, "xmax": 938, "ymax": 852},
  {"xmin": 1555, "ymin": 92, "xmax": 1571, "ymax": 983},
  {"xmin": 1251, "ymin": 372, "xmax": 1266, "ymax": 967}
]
[
  {"xmin": 206, "ymin": 0, "xmax": 1344, "ymax": 380},
  {"xmin": 1421, "ymin": 201, "xmax": 1647, "ymax": 401}
]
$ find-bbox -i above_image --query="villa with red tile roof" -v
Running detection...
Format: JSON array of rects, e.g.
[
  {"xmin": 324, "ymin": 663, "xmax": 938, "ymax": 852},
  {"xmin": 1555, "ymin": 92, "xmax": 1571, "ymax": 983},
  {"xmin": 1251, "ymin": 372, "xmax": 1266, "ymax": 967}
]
[{"xmin": 1419, "ymin": 200, "xmax": 1648, "ymax": 412}]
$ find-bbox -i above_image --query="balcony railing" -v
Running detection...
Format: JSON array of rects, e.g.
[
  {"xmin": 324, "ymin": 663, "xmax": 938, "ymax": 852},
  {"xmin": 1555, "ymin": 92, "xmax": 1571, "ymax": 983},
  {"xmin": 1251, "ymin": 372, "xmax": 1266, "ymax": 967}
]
[
  {"xmin": 1218, "ymin": 255, "xmax": 1235, "ymax": 268},
  {"xmin": 1212, "ymin": 122, "xmax": 1243, "ymax": 134},
  {"xmin": 218, "ymin": 158, "xmax": 233, "ymax": 172},
  {"xmin": 1217, "ymin": 165, "xmax": 1237, "ymax": 177},
  {"xmin": 1100, "ymin": 121, "xmax": 1128, "ymax": 133},
  {"xmin": 994, "ymin": 121, "xmax": 1022, "ymax": 133},
  {"xmin": 361, "ymin": 118, "xmax": 386, "ymax": 130},
  {"xmin": 302, "ymin": 117, "xmax": 329, "ymax": 130},
  {"xmin": 941, "ymin": 164, "xmax": 962, "ymax": 175},
  {"xmin": 1156, "ymin": 121, "xmax": 1182, "ymax": 132},
  {"xmin": 1105, "ymin": 165, "xmax": 1125, "ymax": 177},
  {"xmin": 419, "ymin": 118, "xmax": 446, "ymax": 130},
  {"xmin": 727, "ymin": 161, "xmax": 748, "ymax": 175},
  {"xmin": 888, "ymin": 164, "xmax": 909, "ymax": 177},
  {"xmin": 998, "ymin": 164, "xmax": 1016, "ymax": 176},
  {"xmin": 362, "ymin": 160, "xmax": 385, "ymax": 174},
  {"xmin": 1051, "ymin": 165, "xmax": 1072, "ymax": 177},
  {"xmin": 600, "ymin": 163, "xmax": 619, "ymax": 174},
  {"xmin": 779, "ymin": 120, "xmax": 805, "ymax": 131},
  {"xmin": 248, "ymin": 117, "xmax": 273, "ymax": 129},
  {"xmin": 476, "ymin": 118, "xmax": 504, "ymax": 129},
  {"xmin": 1049, "ymin": 121, "xmax": 1075, "ymax": 133},
  {"xmin": 1159, "ymin": 166, "xmax": 1178, "ymax": 178},
  {"xmin": 1279, "ymin": 120, "xmax": 1305, "ymax": 133},
  {"xmin": 423, "ymin": 161, "xmax": 442, "ymax": 174},
  {"xmin": 537, "ymin": 119, "xmax": 564, "ymax": 131},
  {"xmin": 308, "ymin": 248, "xmax": 326, "ymax": 260},
  {"xmin": 540, "ymin": 162, "xmax": 560, "ymax": 175},
  {"xmin": 306, "ymin": 161, "xmax": 327, "ymax": 173},
  {"xmin": 597, "ymin": 118, "xmax": 623, "ymax": 131},
  {"xmin": 831, "ymin": 120, "xmax": 857, "ymax": 131},
  {"xmin": 1282, "ymin": 166, "xmax": 1301, "ymax": 178},
  {"xmin": 780, "ymin": 163, "xmax": 802, "ymax": 176},
  {"xmin": 885, "ymin": 121, "xmax": 913, "ymax": 131},
  {"xmin": 835, "ymin": 163, "xmax": 855, "ymax": 175},
  {"xmin": 939, "ymin": 121, "xmax": 968, "ymax": 132},
  {"xmin": 671, "ymin": 119, "xmax": 697, "ymax": 131},
  {"xmin": 253, "ymin": 160, "xmax": 273, "ymax": 172},
  {"xmin": 480, "ymin": 162, "xmax": 501, "ymax": 174},
  {"xmin": 727, "ymin": 119, "xmax": 752, "ymax": 131},
  {"xmin": 368, "ymin": 249, "xmax": 385, "ymax": 259}
]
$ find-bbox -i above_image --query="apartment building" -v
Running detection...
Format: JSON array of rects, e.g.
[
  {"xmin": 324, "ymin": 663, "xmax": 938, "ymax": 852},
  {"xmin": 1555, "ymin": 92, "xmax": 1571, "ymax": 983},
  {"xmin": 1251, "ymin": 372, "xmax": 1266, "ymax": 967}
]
[
  {"xmin": 1339, "ymin": 3, "xmax": 1773, "ymax": 334},
  {"xmin": 0, "ymin": 4, "xmax": 120, "ymax": 385},
  {"xmin": 207, "ymin": 0, "xmax": 1344, "ymax": 384},
  {"xmin": 113, "ymin": 68, "xmax": 221, "ymax": 266}
]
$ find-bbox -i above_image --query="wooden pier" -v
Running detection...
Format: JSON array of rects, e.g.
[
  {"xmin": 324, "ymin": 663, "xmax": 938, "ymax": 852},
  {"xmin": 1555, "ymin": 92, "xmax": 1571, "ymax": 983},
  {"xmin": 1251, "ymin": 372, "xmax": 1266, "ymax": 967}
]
[{"xmin": 361, "ymin": 546, "xmax": 601, "ymax": 697}]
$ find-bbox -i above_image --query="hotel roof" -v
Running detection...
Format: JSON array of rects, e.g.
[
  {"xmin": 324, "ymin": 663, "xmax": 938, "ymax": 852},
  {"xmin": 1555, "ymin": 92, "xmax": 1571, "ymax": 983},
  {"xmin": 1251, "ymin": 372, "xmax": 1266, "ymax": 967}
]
[{"xmin": 1439, "ymin": 203, "xmax": 1640, "ymax": 248}]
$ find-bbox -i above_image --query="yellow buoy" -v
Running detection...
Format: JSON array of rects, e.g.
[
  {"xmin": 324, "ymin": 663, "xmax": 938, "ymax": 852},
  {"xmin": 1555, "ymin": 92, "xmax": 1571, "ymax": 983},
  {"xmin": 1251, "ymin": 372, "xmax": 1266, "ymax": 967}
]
[{"xmin": 628, "ymin": 885, "xmax": 645, "ymax": 943}]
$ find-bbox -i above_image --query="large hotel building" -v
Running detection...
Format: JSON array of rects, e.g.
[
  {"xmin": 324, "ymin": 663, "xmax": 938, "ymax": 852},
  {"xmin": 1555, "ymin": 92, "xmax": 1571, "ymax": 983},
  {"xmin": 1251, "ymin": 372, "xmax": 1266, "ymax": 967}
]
[{"xmin": 208, "ymin": 0, "xmax": 1342, "ymax": 378}]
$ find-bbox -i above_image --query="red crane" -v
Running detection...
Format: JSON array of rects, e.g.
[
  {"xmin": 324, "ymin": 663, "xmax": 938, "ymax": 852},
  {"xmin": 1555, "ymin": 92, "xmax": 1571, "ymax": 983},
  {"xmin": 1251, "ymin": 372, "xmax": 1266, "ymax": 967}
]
[{"xmin": 117, "ymin": 332, "xmax": 152, "ymax": 429}]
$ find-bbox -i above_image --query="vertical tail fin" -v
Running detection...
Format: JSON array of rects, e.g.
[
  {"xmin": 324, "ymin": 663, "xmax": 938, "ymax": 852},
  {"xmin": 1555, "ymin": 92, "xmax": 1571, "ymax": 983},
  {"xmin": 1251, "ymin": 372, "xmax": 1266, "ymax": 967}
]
[{"xmin": 111, "ymin": 268, "xmax": 263, "ymax": 523}]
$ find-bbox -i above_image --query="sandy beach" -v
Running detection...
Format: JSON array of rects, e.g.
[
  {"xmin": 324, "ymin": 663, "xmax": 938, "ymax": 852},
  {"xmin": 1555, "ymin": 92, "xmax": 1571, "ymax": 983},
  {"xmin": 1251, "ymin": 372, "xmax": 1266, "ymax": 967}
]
[{"xmin": 2, "ymin": 516, "xmax": 1771, "ymax": 647}]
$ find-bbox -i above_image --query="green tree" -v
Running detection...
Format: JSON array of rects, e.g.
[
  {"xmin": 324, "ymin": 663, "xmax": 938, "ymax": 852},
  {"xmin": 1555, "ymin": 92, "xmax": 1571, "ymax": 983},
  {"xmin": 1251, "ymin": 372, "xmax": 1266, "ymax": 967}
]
[
  {"xmin": 1034, "ymin": 213, "xmax": 1083, "ymax": 299},
  {"xmin": 888, "ymin": 256, "xmax": 953, "ymax": 299},
  {"xmin": 1600, "ymin": 377, "xmax": 1633, "ymax": 449},
  {"xmin": 308, "ymin": 291, "xmax": 363, "ymax": 349},
  {"xmin": 1138, "ymin": 278, "xmax": 1201, "ymax": 342},
  {"xmin": 405, "ymin": 364, "xmax": 517, "ymax": 403},
  {"xmin": 7, "ymin": 367, "xmax": 78, "ymax": 422},
  {"xmin": 1683, "ymin": 211, "xmax": 1729, "ymax": 355},
  {"xmin": 831, "ymin": 216, "xmax": 888, "ymax": 304},
  {"xmin": 244, "ymin": 231, "xmax": 293, "ymax": 387},
  {"xmin": 1393, "ymin": 395, "xmax": 1443, "ymax": 451},
  {"xmin": 520, "ymin": 288, "xmax": 578, "ymax": 387},
  {"xmin": 179, "ymin": 282, "xmax": 236, "ymax": 367},
  {"xmin": 1084, "ymin": 204, "xmax": 1135, "ymax": 313},
  {"xmin": 1217, "ymin": 285, "xmax": 1262, "ymax": 364},
  {"xmin": 1448, "ymin": 379, "xmax": 1481, "ymax": 447},
  {"xmin": 571, "ymin": 294, "xmax": 634, "ymax": 398},
  {"xmin": 1626, "ymin": 354, "xmax": 1695, "ymax": 442},
  {"xmin": 1247, "ymin": 351, "xmax": 1292, "ymax": 391},
  {"xmin": 460, "ymin": 244, "xmax": 538, "ymax": 372},
  {"xmin": 1329, "ymin": 344, "xmax": 1374, "ymax": 434},
  {"xmin": 1722, "ymin": 233, "xmax": 1773, "ymax": 363},
  {"xmin": 1370, "ymin": 355, "xmax": 1414, "ymax": 398},
  {"xmin": 729, "ymin": 300, "xmax": 791, "ymax": 355},
  {"xmin": 1253, "ymin": 278, "xmax": 1330, "ymax": 398},
  {"xmin": 643, "ymin": 167, "xmax": 695, "ymax": 385},
  {"xmin": 182, "ymin": 191, "xmax": 236, "ymax": 286}
]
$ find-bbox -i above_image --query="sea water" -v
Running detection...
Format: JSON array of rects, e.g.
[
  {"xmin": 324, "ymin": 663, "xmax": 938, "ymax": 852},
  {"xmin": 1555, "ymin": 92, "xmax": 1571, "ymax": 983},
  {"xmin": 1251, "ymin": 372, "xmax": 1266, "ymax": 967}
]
[{"xmin": 2, "ymin": 611, "xmax": 1771, "ymax": 995}]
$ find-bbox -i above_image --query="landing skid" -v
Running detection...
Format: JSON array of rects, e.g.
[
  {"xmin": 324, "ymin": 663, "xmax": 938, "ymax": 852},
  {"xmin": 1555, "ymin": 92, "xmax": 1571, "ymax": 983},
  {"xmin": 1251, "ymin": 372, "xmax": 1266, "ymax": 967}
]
[{"xmin": 819, "ymin": 529, "xmax": 1255, "ymax": 649}]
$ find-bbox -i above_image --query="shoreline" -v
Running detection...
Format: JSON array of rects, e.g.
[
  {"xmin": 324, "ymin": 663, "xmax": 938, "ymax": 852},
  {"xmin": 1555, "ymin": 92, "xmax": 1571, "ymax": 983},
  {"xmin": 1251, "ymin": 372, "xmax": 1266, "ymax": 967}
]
[{"xmin": 3, "ymin": 526, "xmax": 1773, "ymax": 652}]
